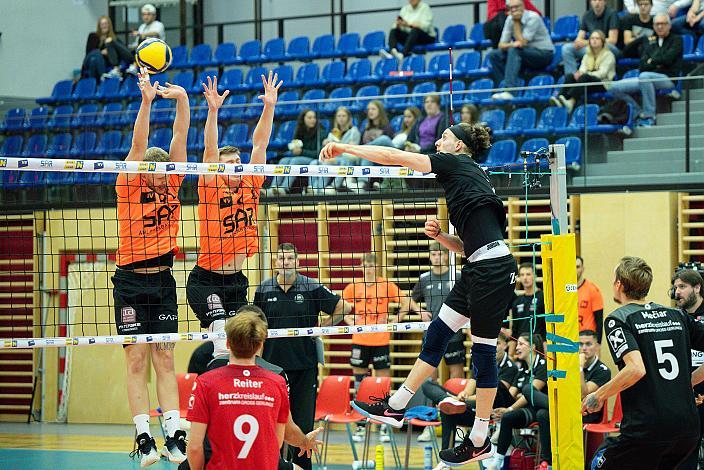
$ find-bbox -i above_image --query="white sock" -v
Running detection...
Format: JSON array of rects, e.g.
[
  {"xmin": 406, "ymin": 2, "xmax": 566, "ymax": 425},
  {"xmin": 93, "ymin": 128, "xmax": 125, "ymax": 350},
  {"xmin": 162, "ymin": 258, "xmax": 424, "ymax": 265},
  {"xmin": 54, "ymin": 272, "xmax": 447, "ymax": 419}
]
[
  {"xmin": 469, "ymin": 417, "xmax": 490, "ymax": 446},
  {"xmin": 209, "ymin": 320, "xmax": 228, "ymax": 357},
  {"xmin": 494, "ymin": 453, "xmax": 506, "ymax": 466},
  {"xmin": 388, "ymin": 384, "xmax": 414, "ymax": 410},
  {"xmin": 163, "ymin": 409, "xmax": 181, "ymax": 437},
  {"xmin": 133, "ymin": 413, "xmax": 151, "ymax": 437}
]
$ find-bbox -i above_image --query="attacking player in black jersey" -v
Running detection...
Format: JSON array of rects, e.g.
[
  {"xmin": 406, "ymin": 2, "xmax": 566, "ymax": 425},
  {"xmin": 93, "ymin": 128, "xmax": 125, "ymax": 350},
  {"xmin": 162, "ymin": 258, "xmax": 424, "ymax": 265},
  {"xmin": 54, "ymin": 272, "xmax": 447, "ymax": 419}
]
[
  {"xmin": 582, "ymin": 257, "xmax": 704, "ymax": 470},
  {"xmin": 320, "ymin": 122, "xmax": 517, "ymax": 466}
]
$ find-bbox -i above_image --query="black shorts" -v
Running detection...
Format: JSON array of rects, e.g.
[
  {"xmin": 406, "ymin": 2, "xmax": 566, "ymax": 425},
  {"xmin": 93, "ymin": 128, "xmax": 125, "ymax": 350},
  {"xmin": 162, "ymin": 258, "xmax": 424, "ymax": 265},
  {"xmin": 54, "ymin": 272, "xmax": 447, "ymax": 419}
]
[
  {"xmin": 443, "ymin": 339, "xmax": 467, "ymax": 365},
  {"xmin": 591, "ymin": 435, "xmax": 699, "ymax": 470},
  {"xmin": 112, "ymin": 268, "xmax": 178, "ymax": 337},
  {"xmin": 186, "ymin": 266, "xmax": 249, "ymax": 328},
  {"xmin": 350, "ymin": 344, "xmax": 392, "ymax": 370},
  {"xmin": 443, "ymin": 254, "xmax": 517, "ymax": 339}
]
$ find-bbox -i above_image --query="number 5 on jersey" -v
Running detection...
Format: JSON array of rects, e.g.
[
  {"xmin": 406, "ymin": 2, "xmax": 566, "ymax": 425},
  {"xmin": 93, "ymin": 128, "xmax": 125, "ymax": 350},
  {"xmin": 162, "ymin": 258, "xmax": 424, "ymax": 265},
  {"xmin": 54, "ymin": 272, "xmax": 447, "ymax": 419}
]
[{"xmin": 654, "ymin": 339, "xmax": 679, "ymax": 380}]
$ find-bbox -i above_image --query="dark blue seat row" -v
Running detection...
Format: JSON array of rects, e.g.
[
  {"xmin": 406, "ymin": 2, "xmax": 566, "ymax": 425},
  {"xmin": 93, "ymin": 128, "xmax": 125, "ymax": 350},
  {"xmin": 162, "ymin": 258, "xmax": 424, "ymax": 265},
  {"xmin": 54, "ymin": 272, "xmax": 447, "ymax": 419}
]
[{"xmin": 484, "ymin": 136, "xmax": 582, "ymax": 169}]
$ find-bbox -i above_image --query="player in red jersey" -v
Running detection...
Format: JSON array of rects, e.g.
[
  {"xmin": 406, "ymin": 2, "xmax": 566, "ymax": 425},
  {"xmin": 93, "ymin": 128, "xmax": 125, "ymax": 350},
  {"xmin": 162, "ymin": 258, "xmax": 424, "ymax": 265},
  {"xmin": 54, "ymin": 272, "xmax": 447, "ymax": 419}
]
[{"xmin": 187, "ymin": 310, "xmax": 289, "ymax": 470}]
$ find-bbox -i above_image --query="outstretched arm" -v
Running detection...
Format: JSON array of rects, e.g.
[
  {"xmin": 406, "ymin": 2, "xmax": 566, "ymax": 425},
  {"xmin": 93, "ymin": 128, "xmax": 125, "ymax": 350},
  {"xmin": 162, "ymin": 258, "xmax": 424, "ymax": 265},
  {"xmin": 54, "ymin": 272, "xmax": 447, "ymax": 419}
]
[
  {"xmin": 251, "ymin": 70, "xmax": 283, "ymax": 165},
  {"xmin": 320, "ymin": 142, "xmax": 432, "ymax": 173},
  {"xmin": 157, "ymin": 82, "xmax": 190, "ymax": 162},
  {"xmin": 126, "ymin": 68, "xmax": 158, "ymax": 162},
  {"xmin": 201, "ymin": 75, "xmax": 229, "ymax": 164}
]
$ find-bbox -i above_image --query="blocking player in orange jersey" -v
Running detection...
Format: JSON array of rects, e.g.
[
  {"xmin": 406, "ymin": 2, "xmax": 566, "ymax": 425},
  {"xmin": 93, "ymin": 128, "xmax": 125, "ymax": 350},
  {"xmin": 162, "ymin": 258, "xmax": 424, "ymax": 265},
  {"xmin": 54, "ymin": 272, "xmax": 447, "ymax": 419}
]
[
  {"xmin": 186, "ymin": 71, "xmax": 281, "ymax": 362},
  {"xmin": 111, "ymin": 67, "xmax": 189, "ymax": 467}
]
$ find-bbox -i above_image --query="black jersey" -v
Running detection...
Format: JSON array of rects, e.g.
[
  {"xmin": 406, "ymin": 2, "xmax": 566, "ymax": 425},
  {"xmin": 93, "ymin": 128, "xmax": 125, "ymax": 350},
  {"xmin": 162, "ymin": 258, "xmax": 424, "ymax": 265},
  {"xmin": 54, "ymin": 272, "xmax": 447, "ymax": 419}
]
[
  {"xmin": 513, "ymin": 354, "xmax": 548, "ymax": 393},
  {"xmin": 498, "ymin": 353, "xmax": 519, "ymax": 387},
  {"xmin": 605, "ymin": 302, "xmax": 704, "ymax": 441},
  {"xmin": 428, "ymin": 152, "xmax": 506, "ymax": 255},
  {"xmin": 582, "ymin": 357, "xmax": 611, "ymax": 424},
  {"xmin": 510, "ymin": 291, "xmax": 546, "ymax": 339}
]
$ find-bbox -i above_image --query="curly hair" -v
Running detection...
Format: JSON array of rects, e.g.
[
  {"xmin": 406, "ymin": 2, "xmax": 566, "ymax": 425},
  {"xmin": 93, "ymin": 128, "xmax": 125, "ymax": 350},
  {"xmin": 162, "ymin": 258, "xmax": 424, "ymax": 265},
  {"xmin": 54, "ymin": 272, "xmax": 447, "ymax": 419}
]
[{"xmin": 457, "ymin": 122, "xmax": 492, "ymax": 157}]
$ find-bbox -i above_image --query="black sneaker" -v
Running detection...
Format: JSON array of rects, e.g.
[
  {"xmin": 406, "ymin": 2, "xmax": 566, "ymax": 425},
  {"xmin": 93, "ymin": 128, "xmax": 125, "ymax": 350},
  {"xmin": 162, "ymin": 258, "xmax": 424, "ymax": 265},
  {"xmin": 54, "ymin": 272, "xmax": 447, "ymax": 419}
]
[
  {"xmin": 129, "ymin": 432, "xmax": 160, "ymax": 468},
  {"xmin": 162, "ymin": 429, "xmax": 187, "ymax": 464},
  {"xmin": 351, "ymin": 395, "xmax": 405, "ymax": 428},
  {"xmin": 439, "ymin": 434, "xmax": 493, "ymax": 466}
]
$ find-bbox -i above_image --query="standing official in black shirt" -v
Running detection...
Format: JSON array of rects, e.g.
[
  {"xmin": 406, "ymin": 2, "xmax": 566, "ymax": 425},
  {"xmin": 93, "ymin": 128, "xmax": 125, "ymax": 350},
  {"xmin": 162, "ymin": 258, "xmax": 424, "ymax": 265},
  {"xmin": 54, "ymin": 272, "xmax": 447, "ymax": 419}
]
[
  {"xmin": 584, "ymin": 257, "xmax": 704, "ymax": 469},
  {"xmin": 509, "ymin": 262, "xmax": 546, "ymax": 358},
  {"xmin": 254, "ymin": 243, "xmax": 352, "ymax": 470},
  {"xmin": 321, "ymin": 122, "xmax": 517, "ymax": 465}
]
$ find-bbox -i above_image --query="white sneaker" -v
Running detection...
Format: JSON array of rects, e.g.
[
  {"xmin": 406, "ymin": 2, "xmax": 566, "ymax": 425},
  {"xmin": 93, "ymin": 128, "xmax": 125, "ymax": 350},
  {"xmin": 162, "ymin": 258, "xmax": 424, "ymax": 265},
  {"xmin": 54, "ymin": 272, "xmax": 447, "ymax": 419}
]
[
  {"xmin": 417, "ymin": 426, "xmax": 434, "ymax": 442},
  {"xmin": 432, "ymin": 463, "xmax": 451, "ymax": 470},
  {"xmin": 352, "ymin": 425, "xmax": 366, "ymax": 443},
  {"xmin": 379, "ymin": 49, "xmax": 393, "ymax": 59},
  {"xmin": 379, "ymin": 426, "xmax": 391, "ymax": 443},
  {"xmin": 162, "ymin": 430, "xmax": 187, "ymax": 464},
  {"xmin": 438, "ymin": 396, "xmax": 467, "ymax": 415},
  {"xmin": 491, "ymin": 91, "xmax": 514, "ymax": 100},
  {"xmin": 390, "ymin": 48, "xmax": 404, "ymax": 63},
  {"xmin": 131, "ymin": 433, "xmax": 160, "ymax": 468}
]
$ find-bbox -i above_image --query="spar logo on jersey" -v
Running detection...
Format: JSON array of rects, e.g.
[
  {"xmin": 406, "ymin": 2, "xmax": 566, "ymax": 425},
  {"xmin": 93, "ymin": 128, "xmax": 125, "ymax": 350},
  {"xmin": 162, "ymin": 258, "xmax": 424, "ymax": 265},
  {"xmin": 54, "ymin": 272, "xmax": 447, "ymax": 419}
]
[{"xmin": 607, "ymin": 327, "xmax": 628, "ymax": 358}]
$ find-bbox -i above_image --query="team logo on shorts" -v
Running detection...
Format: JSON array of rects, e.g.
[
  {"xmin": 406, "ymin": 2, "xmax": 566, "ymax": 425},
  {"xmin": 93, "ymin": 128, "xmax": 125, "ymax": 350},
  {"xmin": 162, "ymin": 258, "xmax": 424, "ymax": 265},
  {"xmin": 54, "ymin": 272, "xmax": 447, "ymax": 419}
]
[
  {"xmin": 207, "ymin": 294, "xmax": 224, "ymax": 313},
  {"xmin": 121, "ymin": 306, "xmax": 137, "ymax": 323},
  {"xmin": 294, "ymin": 293, "xmax": 304, "ymax": 304}
]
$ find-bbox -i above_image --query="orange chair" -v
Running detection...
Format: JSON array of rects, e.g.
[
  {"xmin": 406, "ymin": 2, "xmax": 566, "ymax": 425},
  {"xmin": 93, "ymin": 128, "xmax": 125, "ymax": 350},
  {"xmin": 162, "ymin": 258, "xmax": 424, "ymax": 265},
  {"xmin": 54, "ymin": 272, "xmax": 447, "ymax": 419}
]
[
  {"xmin": 314, "ymin": 375, "xmax": 359, "ymax": 467},
  {"xmin": 443, "ymin": 377, "xmax": 470, "ymax": 395},
  {"xmin": 584, "ymin": 393, "xmax": 622, "ymax": 465}
]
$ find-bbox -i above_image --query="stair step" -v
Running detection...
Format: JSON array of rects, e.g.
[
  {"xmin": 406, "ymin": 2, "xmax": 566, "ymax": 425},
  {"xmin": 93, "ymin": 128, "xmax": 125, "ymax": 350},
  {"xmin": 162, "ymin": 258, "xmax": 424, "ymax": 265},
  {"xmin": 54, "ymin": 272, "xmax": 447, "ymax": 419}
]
[
  {"xmin": 587, "ymin": 160, "xmax": 684, "ymax": 176},
  {"xmin": 672, "ymin": 100, "xmax": 704, "ymax": 113},
  {"xmin": 657, "ymin": 111, "xmax": 704, "ymax": 125},
  {"xmin": 572, "ymin": 172, "xmax": 704, "ymax": 187},
  {"xmin": 624, "ymin": 135, "xmax": 704, "ymax": 152},
  {"xmin": 634, "ymin": 123, "xmax": 704, "ymax": 138}
]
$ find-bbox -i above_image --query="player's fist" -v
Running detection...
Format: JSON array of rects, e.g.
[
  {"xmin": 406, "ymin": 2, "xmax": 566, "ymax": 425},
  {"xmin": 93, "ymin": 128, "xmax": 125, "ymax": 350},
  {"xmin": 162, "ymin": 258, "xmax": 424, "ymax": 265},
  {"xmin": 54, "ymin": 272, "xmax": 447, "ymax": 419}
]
[
  {"xmin": 424, "ymin": 218, "xmax": 441, "ymax": 239},
  {"xmin": 319, "ymin": 142, "xmax": 342, "ymax": 161}
]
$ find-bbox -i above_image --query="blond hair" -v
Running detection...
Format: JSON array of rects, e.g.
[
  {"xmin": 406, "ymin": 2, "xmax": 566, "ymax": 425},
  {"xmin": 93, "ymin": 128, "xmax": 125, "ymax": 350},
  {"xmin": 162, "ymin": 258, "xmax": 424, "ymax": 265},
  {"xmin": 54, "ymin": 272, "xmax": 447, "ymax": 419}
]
[
  {"xmin": 144, "ymin": 147, "xmax": 170, "ymax": 162},
  {"xmin": 225, "ymin": 310, "xmax": 268, "ymax": 359},
  {"xmin": 615, "ymin": 256, "xmax": 653, "ymax": 300}
]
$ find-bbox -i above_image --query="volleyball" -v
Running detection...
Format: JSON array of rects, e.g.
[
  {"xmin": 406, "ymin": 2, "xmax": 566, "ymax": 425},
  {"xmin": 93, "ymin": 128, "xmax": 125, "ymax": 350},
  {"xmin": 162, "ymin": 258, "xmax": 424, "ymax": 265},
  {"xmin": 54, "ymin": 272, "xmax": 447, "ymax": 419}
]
[{"xmin": 135, "ymin": 38, "xmax": 172, "ymax": 74}]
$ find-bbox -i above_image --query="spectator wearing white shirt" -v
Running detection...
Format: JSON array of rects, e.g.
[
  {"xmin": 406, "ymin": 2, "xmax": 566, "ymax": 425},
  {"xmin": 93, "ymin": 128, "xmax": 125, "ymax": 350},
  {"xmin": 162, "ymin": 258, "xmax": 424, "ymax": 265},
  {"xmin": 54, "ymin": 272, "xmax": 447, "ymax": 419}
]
[
  {"xmin": 624, "ymin": 0, "xmax": 692, "ymax": 16},
  {"xmin": 382, "ymin": 0, "xmax": 436, "ymax": 62},
  {"xmin": 132, "ymin": 3, "xmax": 166, "ymax": 46}
]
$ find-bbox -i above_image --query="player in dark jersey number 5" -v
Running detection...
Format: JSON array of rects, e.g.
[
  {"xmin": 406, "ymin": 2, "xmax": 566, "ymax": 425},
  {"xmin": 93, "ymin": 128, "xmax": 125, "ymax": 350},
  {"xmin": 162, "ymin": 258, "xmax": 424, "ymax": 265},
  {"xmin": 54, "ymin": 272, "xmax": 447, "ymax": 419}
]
[
  {"xmin": 582, "ymin": 257, "xmax": 704, "ymax": 470},
  {"xmin": 320, "ymin": 122, "xmax": 517, "ymax": 466}
]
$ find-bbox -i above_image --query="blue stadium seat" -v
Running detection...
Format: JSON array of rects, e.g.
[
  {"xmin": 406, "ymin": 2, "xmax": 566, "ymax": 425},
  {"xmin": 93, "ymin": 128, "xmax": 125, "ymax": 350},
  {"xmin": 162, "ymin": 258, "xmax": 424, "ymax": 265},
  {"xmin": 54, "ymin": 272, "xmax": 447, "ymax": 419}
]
[
  {"xmin": 524, "ymin": 106, "xmax": 568, "ymax": 137},
  {"xmin": 368, "ymin": 58, "xmax": 399, "ymax": 83},
  {"xmin": 190, "ymin": 96, "xmax": 207, "ymax": 123},
  {"xmin": 0, "ymin": 135, "xmax": 23, "ymax": 157},
  {"xmin": 170, "ymin": 45, "xmax": 189, "ymax": 69},
  {"xmin": 190, "ymin": 70, "xmax": 217, "ymax": 94},
  {"xmin": 555, "ymin": 104, "xmax": 599, "ymax": 134},
  {"xmin": 409, "ymin": 27, "xmax": 439, "ymax": 53},
  {"xmin": 149, "ymin": 128, "xmax": 172, "ymax": 150},
  {"xmin": 315, "ymin": 61, "xmax": 346, "ymax": 86},
  {"xmin": 390, "ymin": 55, "xmax": 425, "ymax": 82},
  {"xmin": 427, "ymin": 24, "xmax": 467, "ymax": 51},
  {"xmin": 271, "ymin": 120, "xmax": 296, "ymax": 149},
  {"xmin": 341, "ymin": 59, "xmax": 373, "ymax": 84},
  {"xmin": 187, "ymin": 44, "xmax": 213, "ymax": 68},
  {"xmin": 383, "ymin": 84, "xmax": 408, "ymax": 111},
  {"xmin": 71, "ymin": 103, "xmax": 100, "ymax": 129},
  {"xmin": 335, "ymin": 33, "xmax": 364, "ymax": 57},
  {"xmin": 222, "ymin": 123, "xmax": 249, "ymax": 147},
  {"xmin": 555, "ymin": 136, "xmax": 582, "ymax": 168},
  {"xmin": 300, "ymin": 89, "xmax": 325, "ymax": 113},
  {"xmin": 92, "ymin": 130, "xmax": 123, "ymax": 158},
  {"xmin": 151, "ymin": 99, "xmax": 175, "ymax": 125},
  {"xmin": 520, "ymin": 139, "xmax": 550, "ymax": 164},
  {"xmin": 480, "ymin": 109, "xmax": 505, "ymax": 132},
  {"xmin": 682, "ymin": 34, "xmax": 695, "ymax": 56},
  {"xmin": 350, "ymin": 85, "xmax": 381, "ymax": 112},
  {"xmin": 186, "ymin": 127, "xmax": 200, "ymax": 153},
  {"xmin": 211, "ymin": 42, "xmax": 237, "ymax": 66},
  {"xmin": 362, "ymin": 31, "xmax": 386, "ymax": 55},
  {"xmin": 48, "ymin": 105, "xmax": 74, "ymax": 130},
  {"xmin": 170, "ymin": 70, "xmax": 195, "ymax": 92},
  {"xmin": 220, "ymin": 69, "xmax": 244, "ymax": 92},
  {"xmin": 292, "ymin": 63, "xmax": 319, "ymax": 88},
  {"xmin": 464, "ymin": 78, "xmax": 494, "ymax": 104},
  {"xmin": 484, "ymin": 139, "xmax": 517, "ymax": 167},
  {"xmin": 390, "ymin": 114, "xmax": 404, "ymax": 133},
  {"xmin": 70, "ymin": 131, "xmax": 97, "ymax": 157},
  {"xmin": 118, "ymin": 131, "xmax": 133, "ymax": 155},
  {"xmin": 323, "ymin": 87, "xmax": 353, "ymax": 114},
  {"xmin": 454, "ymin": 51, "xmax": 483, "ymax": 78},
  {"xmin": 272, "ymin": 64, "xmax": 295, "ymax": 87},
  {"xmin": 685, "ymin": 35, "xmax": 704, "ymax": 62},
  {"xmin": 25, "ymin": 107, "xmax": 49, "ymax": 131},
  {"xmin": 311, "ymin": 34, "xmax": 335, "ymax": 59},
  {"xmin": 482, "ymin": 78, "xmax": 524, "ymax": 105},
  {"xmin": 244, "ymin": 96, "xmax": 263, "ymax": 119},
  {"xmin": 467, "ymin": 22, "xmax": 491, "ymax": 48},
  {"xmin": 1, "ymin": 108, "xmax": 25, "ymax": 132},
  {"xmin": 237, "ymin": 40, "xmax": 262, "ymax": 64},
  {"xmin": 21, "ymin": 134, "xmax": 48, "ymax": 157},
  {"xmin": 243, "ymin": 66, "xmax": 268, "ymax": 90},
  {"xmin": 439, "ymin": 80, "xmax": 465, "ymax": 106},
  {"xmin": 118, "ymin": 77, "xmax": 140, "ymax": 99},
  {"xmin": 263, "ymin": 38, "xmax": 286, "ymax": 62},
  {"xmin": 494, "ymin": 108, "xmax": 537, "ymax": 138},
  {"xmin": 151, "ymin": 72, "xmax": 169, "ymax": 86},
  {"xmin": 220, "ymin": 94, "xmax": 247, "ymax": 121},
  {"xmin": 551, "ymin": 15, "xmax": 579, "ymax": 41},
  {"xmin": 544, "ymin": 43, "xmax": 563, "ymax": 73},
  {"xmin": 408, "ymin": 81, "xmax": 438, "ymax": 107},
  {"xmin": 120, "ymin": 101, "xmax": 141, "ymax": 127},
  {"xmin": 286, "ymin": 36, "xmax": 310, "ymax": 61},
  {"xmin": 418, "ymin": 54, "xmax": 450, "ymax": 79},
  {"xmin": 37, "ymin": 79, "xmax": 73, "ymax": 105},
  {"xmin": 514, "ymin": 75, "xmax": 555, "ymax": 104},
  {"xmin": 96, "ymin": 77, "xmax": 121, "ymax": 101},
  {"xmin": 46, "ymin": 133, "xmax": 73, "ymax": 158},
  {"xmin": 277, "ymin": 91, "xmax": 301, "ymax": 118}
]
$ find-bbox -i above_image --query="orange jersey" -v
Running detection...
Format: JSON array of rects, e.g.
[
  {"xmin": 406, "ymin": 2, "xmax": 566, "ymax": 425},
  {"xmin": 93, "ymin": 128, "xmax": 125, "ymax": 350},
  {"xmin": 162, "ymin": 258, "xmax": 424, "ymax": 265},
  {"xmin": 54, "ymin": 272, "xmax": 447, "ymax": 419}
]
[
  {"xmin": 343, "ymin": 278, "xmax": 401, "ymax": 347},
  {"xmin": 197, "ymin": 175, "xmax": 265, "ymax": 271},
  {"xmin": 578, "ymin": 279, "xmax": 604, "ymax": 332}
]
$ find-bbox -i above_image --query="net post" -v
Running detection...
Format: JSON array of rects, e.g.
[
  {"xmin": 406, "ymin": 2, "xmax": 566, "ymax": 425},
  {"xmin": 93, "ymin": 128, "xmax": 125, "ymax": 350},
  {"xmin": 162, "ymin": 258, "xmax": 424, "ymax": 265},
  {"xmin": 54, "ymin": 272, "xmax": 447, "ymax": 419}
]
[{"xmin": 548, "ymin": 144, "xmax": 568, "ymax": 235}]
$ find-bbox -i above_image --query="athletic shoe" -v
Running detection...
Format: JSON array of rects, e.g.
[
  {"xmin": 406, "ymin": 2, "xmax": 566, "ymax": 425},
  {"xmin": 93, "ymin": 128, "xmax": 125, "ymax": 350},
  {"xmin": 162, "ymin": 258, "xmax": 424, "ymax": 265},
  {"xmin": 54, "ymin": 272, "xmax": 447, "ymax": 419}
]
[
  {"xmin": 162, "ymin": 430, "xmax": 187, "ymax": 464},
  {"xmin": 417, "ymin": 426, "xmax": 434, "ymax": 442},
  {"xmin": 351, "ymin": 396, "xmax": 406, "ymax": 428},
  {"xmin": 130, "ymin": 432, "xmax": 160, "ymax": 468},
  {"xmin": 549, "ymin": 95, "xmax": 562, "ymax": 107},
  {"xmin": 379, "ymin": 426, "xmax": 391, "ymax": 443},
  {"xmin": 432, "ymin": 463, "xmax": 451, "ymax": 470},
  {"xmin": 438, "ymin": 396, "xmax": 467, "ymax": 415},
  {"xmin": 379, "ymin": 49, "xmax": 393, "ymax": 60},
  {"xmin": 352, "ymin": 425, "xmax": 366, "ymax": 443},
  {"xmin": 439, "ymin": 435, "xmax": 493, "ymax": 466},
  {"xmin": 636, "ymin": 117, "xmax": 656, "ymax": 127},
  {"xmin": 390, "ymin": 48, "xmax": 404, "ymax": 64}
]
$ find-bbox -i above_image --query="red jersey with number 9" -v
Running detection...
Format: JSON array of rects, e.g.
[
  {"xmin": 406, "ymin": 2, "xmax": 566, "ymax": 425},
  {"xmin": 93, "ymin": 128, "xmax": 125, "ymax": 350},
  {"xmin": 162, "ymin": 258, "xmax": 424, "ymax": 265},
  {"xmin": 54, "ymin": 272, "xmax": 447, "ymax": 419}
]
[{"xmin": 187, "ymin": 364, "xmax": 289, "ymax": 470}]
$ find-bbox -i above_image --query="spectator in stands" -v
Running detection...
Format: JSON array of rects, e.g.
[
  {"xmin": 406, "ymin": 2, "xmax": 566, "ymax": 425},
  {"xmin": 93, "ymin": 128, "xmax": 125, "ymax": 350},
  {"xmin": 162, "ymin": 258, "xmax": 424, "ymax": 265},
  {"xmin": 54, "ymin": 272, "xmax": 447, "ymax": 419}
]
[
  {"xmin": 406, "ymin": 95, "xmax": 446, "ymax": 154},
  {"xmin": 310, "ymin": 106, "xmax": 361, "ymax": 194},
  {"xmin": 624, "ymin": 0, "xmax": 691, "ymax": 16},
  {"xmin": 622, "ymin": 0, "xmax": 655, "ymax": 59},
  {"xmin": 460, "ymin": 104, "xmax": 480, "ymax": 124},
  {"xmin": 391, "ymin": 106, "xmax": 422, "ymax": 149},
  {"xmin": 562, "ymin": 0, "xmax": 621, "ymax": 77},
  {"xmin": 357, "ymin": 100, "xmax": 395, "ymax": 191},
  {"xmin": 82, "ymin": 33, "xmax": 106, "ymax": 81},
  {"xmin": 508, "ymin": 262, "xmax": 545, "ymax": 358},
  {"xmin": 607, "ymin": 13, "xmax": 683, "ymax": 127},
  {"xmin": 551, "ymin": 30, "xmax": 616, "ymax": 112},
  {"xmin": 576, "ymin": 256, "xmax": 605, "ymax": 343},
  {"xmin": 672, "ymin": 0, "xmax": 704, "ymax": 34},
  {"xmin": 132, "ymin": 3, "xmax": 165, "ymax": 45},
  {"xmin": 485, "ymin": 333, "xmax": 549, "ymax": 470},
  {"xmin": 96, "ymin": 15, "xmax": 132, "ymax": 79},
  {"xmin": 382, "ymin": 0, "xmax": 436, "ymax": 62},
  {"xmin": 487, "ymin": 0, "xmax": 555, "ymax": 101},
  {"xmin": 255, "ymin": 243, "xmax": 352, "ymax": 470},
  {"xmin": 271, "ymin": 109, "xmax": 324, "ymax": 194},
  {"xmin": 484, "ymin": 0, "xmax": 543, "ymax": 48},
  {"xmin": 580, "ymin": 329, "xmax": 613, "ymax": 464}
]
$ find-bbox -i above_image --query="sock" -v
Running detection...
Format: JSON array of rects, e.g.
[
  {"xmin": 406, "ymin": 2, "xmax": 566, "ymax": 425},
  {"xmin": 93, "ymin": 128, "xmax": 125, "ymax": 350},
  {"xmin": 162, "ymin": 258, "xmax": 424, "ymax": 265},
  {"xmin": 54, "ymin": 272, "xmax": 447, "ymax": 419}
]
[
  {"xmin": 354, "ymin": 374, "xmax": 366, "ymax": 393},
  {"xmin": 133, "ymin": 413, "xmax": 151, "ymax": 437},
  {"xmin": 209, "ymin": 319, "xmax": 228, "ymax": 357},
  {"xmin": 163, "ymin": 409, "xmax": 181, "ymax": 438},
  {"xmin": 469, "ymin": 417, "xmax": 490, "ymax": 446},
  {"xmin": 388, "ymin": 384, "xmax": 414, "ymax": 410},
  {"xmin": 494, "ymin": 453, "xmax": 506, "ymax": 466}
]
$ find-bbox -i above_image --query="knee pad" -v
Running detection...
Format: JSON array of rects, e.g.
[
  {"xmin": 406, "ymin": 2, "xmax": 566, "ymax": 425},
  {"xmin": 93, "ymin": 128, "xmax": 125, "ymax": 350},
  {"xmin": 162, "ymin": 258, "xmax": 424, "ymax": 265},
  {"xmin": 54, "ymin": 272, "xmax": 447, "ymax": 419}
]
[
  {"xmin": 419, "ymin": 318, "xmax": 454, "ymax": 367},
  {"xmin": 471, "ymin": 342, "xmax": 498, "ymax": 389}
]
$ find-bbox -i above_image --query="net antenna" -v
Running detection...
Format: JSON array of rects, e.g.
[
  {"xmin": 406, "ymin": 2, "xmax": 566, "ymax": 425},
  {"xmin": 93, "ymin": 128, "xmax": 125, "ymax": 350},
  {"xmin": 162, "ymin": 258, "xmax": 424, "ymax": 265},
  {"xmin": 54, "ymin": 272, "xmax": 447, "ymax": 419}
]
[{"xmin": 448, "ymin": 48, "xmax": 454, "ymax": 125}]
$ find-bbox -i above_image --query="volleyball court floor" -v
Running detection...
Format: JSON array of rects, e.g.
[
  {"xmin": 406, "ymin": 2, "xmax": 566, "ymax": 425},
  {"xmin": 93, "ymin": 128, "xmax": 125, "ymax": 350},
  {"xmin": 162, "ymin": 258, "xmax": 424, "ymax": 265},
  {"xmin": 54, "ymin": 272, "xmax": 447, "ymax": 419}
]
[{"xmin": 0, "ymin": 422, "xmax": 482, "ymax": 469}]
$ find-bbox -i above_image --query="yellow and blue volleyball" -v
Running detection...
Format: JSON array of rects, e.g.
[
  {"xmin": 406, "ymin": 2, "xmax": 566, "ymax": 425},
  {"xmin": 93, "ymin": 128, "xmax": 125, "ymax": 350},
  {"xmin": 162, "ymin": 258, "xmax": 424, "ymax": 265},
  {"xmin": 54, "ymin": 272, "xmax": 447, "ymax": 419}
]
[{"xmin": 135, "ymin": 38, "xmax": 172, "ymax": 74}]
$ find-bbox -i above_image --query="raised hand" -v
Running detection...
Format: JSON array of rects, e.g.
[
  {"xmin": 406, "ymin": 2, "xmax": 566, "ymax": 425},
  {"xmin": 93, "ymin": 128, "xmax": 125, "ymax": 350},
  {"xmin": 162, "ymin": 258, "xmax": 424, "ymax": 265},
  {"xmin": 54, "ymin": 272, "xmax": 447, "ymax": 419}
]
[
  {"xmin": 319, "ymin": 142, "xmax": 342, "ymax": 161},
  {"xmin": 424, "ymin": 218, "xmax": 441, "ymax": 239},
  {"xmin": 297, "ymin": 426, "xmax": 324, "ymax": 458},
  {"xmin": 137, "ymin": 67, "xmax": 158, "ymax": 102},
  {"xmin": 258, "ymin": 70, "xmax": 283, "ymax": 107},
  {"xmin": 202, "ymin": 75, "xmax": 229, "ymax": 111},
  {"xmin": 156, "ymin": 82, "xmax": 188, "ymax": 100}
]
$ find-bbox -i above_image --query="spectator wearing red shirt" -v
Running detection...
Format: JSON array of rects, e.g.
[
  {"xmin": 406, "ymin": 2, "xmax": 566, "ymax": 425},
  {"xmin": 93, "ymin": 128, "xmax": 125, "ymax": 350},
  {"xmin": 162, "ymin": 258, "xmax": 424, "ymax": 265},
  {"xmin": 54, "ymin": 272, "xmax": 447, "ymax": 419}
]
[
  {"xmin": 484, "ymin": 0, "xmax": 542, "ymax": 48},
  {"xmin": 187, "ymin": 310, "xmax": 290, "ymax": 470}
]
